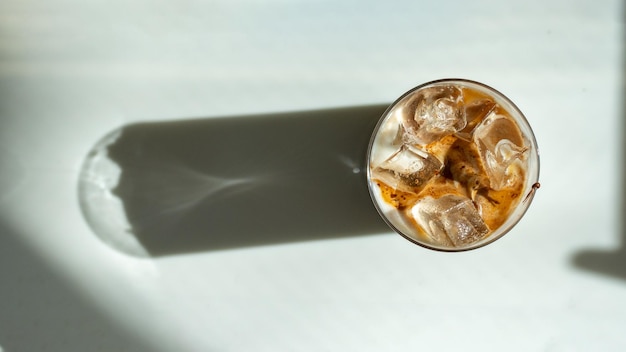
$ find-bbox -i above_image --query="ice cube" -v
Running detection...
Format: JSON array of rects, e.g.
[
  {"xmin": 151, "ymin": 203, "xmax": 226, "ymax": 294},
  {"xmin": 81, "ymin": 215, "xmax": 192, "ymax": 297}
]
[
  {"xmin": 412, "ymin": 195, "xmax": 489, "ymax": 247},
  {"xmin": 401, "ymin": 85, "xmax": 466, "ymax": 145},
  {"xmin": 473, "ymin": 114, "xmax": 527, "ymax": 190},
  {"xmin": 372, "ymin": 145, "xmax": 442, "ymax": 194},
  {"xmin": 482, "ymin": 139, "xmax": 527, "ymax": 190},
  {"xmin": 462, "ymin": 98, "xmax": 497, "ymax": 134},
  {"xmin": 369, "ymin": 112, "xmax": 406, "ymax": 167}
]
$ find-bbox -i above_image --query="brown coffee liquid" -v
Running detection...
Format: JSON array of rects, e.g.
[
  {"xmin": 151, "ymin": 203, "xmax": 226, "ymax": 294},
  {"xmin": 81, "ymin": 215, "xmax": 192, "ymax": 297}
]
[{"xmin": 373, "ymin": 86, "xmax": 525, "ymax": 242}]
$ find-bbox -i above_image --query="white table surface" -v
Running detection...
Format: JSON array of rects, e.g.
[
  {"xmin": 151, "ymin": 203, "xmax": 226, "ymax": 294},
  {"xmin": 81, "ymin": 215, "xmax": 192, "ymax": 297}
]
[{"xmin": 1, "ymin": 0, "xmax": 625, "ymax": 351}]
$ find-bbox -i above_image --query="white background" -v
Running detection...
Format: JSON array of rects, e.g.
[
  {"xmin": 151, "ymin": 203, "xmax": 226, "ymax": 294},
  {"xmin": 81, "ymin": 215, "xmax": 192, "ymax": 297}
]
[{"xmin": 1, "ymin": 0, "xmax": 625, "ymax": 351}]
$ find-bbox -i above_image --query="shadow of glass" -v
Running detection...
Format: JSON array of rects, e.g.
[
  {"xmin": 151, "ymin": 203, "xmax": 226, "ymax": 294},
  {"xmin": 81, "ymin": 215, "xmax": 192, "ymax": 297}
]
[
  {"xmin": 571, "ymin": 3, "xmax": 626, "ymax": 280},
  {"xmin": 79, "ymin": 105, "xmax": 391, "ymax": 257}
]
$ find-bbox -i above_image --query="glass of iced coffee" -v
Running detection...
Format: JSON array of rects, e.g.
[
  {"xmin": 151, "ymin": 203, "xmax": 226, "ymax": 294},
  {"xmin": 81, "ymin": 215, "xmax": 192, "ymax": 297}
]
[{"xmin": 367, "ymin": 79, "xmax": 539, "ymax": 251}]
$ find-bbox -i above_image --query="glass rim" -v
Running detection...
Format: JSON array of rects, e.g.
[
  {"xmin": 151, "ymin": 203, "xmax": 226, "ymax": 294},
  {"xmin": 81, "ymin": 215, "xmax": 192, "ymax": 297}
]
[{"xmin": 366, "ymin": 78, "xmax": 540, "ymax": 252}]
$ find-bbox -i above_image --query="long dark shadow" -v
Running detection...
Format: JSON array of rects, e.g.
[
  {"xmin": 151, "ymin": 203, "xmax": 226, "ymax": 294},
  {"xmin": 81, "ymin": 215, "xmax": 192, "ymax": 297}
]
[
  {"xmin": 79, "ymin": 105, "xmax": 391, "ymax": 257},
  {"xmin": 571, "ymin": 3, "xmax": 626, "ymax": 280}
]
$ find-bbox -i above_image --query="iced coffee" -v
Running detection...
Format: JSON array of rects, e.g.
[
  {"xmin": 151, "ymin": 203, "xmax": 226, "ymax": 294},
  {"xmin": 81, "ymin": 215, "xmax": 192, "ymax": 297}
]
[{"xmin": 367, "ymin": 79, "xmax": 539, "ymax": 251}]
